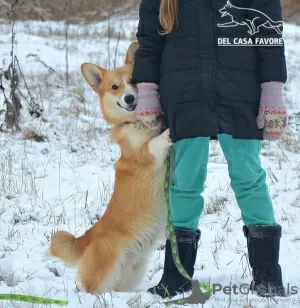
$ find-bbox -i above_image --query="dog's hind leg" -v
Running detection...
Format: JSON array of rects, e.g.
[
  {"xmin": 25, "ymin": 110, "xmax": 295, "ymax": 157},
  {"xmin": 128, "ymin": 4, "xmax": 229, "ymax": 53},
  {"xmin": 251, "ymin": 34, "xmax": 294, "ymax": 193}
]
[
  {"xmin": 115, "ymin": 256, "xmax": 148, "ymax": 292},
  {"xmin": 78, "ymin": 238, "xmax": 124, "ymax": 294}
]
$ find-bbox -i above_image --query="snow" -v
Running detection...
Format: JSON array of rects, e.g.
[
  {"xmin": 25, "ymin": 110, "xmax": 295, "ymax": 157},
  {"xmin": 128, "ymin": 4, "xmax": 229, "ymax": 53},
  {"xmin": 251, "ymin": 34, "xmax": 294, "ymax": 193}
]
[{"xmin": 0, "ymin": 19, "xmax": 299, "ymax": 308}]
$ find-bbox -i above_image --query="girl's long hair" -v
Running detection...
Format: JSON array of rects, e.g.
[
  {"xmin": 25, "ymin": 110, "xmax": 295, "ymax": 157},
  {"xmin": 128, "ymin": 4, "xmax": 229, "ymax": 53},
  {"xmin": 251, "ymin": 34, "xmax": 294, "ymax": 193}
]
[{"xmin": 159, "ymin": 0, "xmax": 178, "ymax": 35}]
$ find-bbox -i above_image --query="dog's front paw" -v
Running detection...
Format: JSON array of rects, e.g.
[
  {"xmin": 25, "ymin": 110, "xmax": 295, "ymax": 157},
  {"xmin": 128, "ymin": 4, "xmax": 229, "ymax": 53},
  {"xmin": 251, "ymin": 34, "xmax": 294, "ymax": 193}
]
[
  {"xmin": 148, "ymin": 128, "xmax": 173, "ymax": 160},
  {"xmin": 160, "ymin": 129, "xmax": 173, "ymax": 147}
]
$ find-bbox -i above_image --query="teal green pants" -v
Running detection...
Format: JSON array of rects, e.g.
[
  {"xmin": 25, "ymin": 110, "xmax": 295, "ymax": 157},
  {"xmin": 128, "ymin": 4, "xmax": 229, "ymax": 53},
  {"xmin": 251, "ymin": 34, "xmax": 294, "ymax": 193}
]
[{"xmin": 170, "ymin": 134, "xmax": 277, "ymax": 231}]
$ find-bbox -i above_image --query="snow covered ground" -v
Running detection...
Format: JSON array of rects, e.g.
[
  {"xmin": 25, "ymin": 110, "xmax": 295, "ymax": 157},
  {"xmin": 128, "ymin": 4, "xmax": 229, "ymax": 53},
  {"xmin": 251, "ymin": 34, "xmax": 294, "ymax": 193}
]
[{"xmin": 0, "ymin": 18, "xmax": 299, "ymax": 308}]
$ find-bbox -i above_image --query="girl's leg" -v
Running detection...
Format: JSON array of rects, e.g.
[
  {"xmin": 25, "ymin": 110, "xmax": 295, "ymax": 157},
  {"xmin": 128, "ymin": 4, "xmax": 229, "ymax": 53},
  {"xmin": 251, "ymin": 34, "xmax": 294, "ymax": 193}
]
[
  {"xmin": 148, "ymin": 137, "xmax": 208, "ymax": 298},
  {"xmin": 170, "ymin": 137, "xmax": 210, "ymax": 231},
  {"xmin": 217, "ymin": 134, "xmax": 276, "ymax": 226},
  {"xmin": 218, "ymin": 134, "xmax": 283, "ymax": 297}
]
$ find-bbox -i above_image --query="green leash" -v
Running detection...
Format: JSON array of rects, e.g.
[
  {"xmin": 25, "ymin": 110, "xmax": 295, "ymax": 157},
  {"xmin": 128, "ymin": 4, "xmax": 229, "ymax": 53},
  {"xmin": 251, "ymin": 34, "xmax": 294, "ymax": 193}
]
[
  {"xmin": 0, "ymin": 294, "xmax": 68, "ymax": 306},
  {"xmin": 162, "ymin": 150, "xmax": 212, "ymax": 306}
]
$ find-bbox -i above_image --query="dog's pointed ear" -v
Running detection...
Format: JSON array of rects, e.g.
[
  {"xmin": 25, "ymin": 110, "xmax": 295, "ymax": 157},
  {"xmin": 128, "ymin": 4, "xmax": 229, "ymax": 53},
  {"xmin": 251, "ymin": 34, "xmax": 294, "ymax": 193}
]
[
  {"xmin": 227, "ymin": 0, "xmax": 232, "ymax": 7},
  {"xmin": 125, "ymin": 42, "xmax": 139, "ymax": 65},
  {"xmin": 81, "ymin": 63, "xmax": 107, "ymax": 92}
]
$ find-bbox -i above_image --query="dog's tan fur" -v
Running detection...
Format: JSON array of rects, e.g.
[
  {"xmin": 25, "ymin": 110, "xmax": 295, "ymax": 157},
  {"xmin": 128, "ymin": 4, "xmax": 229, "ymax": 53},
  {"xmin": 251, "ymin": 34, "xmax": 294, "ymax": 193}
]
[{"xmin": 48, "ymin": 42, "xmax": 171, "ymax": 294}]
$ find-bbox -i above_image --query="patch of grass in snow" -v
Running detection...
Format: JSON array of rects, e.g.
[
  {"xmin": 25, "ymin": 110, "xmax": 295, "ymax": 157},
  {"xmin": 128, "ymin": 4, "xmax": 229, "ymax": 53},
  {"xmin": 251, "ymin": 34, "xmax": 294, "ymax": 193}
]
[
  {"xmin": 22, "ymin": 128, "xmax": 48, "ymax": 143},
  {"xmin": 205, "ymin": 195, "xmax": 228, "ymax": 215}
]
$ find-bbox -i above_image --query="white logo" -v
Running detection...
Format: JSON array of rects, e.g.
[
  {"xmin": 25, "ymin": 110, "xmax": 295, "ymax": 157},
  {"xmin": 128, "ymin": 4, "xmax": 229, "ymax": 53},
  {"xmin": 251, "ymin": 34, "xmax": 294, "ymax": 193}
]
[{"xmin": 216, "ymin": 1, "xmax": 284, "ymax": 46}]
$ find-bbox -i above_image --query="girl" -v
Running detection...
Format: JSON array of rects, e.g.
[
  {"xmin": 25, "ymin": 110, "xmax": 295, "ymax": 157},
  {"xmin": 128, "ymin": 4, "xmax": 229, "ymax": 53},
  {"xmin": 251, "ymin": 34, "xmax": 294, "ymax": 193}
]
[{"xmin": 132, "ymin": 0, "xmax": 287, "ymax": 299}]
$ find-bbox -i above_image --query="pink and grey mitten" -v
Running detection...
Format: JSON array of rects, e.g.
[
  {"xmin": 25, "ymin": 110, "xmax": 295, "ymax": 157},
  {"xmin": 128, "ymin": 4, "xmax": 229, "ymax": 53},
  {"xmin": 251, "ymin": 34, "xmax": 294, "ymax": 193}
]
[
  {"xmin": 257, "ymin": 82, "xmax": 288, "ymax": 141},
  {"xmin": 135, "ymin": 83, "xmax": 164, "ymax": 132}
]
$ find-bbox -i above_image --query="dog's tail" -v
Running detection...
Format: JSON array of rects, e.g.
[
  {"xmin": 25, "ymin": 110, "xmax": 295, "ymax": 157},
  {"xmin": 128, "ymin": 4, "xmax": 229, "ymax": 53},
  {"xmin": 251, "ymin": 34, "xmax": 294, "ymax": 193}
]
[{"xmin": 48, "ymin": 231, "xmax": 90, "ymax": 265}]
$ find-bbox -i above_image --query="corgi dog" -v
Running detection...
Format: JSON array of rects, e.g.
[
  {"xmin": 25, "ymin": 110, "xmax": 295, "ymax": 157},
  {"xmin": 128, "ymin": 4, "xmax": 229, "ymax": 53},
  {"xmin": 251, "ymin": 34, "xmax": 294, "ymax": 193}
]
[{"xmin": 48, "ymin": 42, "xmax": 172, "ymax": 294}]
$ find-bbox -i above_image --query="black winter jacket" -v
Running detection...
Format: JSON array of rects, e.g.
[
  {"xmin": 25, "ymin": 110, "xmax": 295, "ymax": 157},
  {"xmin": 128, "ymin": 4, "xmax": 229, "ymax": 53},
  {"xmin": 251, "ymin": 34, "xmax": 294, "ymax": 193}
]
[{"xmin": 132, "ymin": 0, "xmax": 287, "ymax": 142}]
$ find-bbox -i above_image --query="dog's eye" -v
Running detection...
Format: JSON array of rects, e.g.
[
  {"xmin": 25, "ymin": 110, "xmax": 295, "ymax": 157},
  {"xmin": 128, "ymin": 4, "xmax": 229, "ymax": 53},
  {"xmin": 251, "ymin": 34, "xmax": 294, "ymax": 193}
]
[{"xmin": 112, "ymin": 85, "xmax": 119, "ymax": 90}]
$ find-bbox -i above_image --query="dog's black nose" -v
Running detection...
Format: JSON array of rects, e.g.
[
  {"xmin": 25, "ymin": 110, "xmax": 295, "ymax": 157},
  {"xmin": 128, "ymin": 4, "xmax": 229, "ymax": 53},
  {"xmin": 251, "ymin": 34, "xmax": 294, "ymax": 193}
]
[{"xmin": 124, "ymin": 95, "xmax": 135, "ymax": 105}]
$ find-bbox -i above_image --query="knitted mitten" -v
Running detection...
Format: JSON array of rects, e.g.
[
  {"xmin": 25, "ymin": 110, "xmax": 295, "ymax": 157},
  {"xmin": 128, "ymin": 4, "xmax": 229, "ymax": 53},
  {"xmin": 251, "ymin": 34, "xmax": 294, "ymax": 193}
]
[
  {"xmin": 257, "ymin": 82, "xmax": 288, "ymax": 141},
  {"xmin": 136, "ymin": 83, "xmax": 164, "ymax": 132}
]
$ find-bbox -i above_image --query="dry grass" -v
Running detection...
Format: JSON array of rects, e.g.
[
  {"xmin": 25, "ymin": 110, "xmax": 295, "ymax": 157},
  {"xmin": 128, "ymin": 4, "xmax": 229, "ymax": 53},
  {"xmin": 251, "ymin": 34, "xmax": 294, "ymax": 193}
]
[
  {"xmin": 22, "ymin": 128, "xmax": 48, "ymax": 142},
  {"xmin": 0, "ymin": 0, "xmax": 139, "ymax": 23},
  {"xmin": 1, "ymin": 0, "xmax": 298, "ymax": 24},
  {"xmin": 281, "ymin": 0, "xmax": 300, "ymax": 25},
  {"xmin": 23, "ymin": 23, "xmax": 135, "ymax": 40},
  {"xmin": 205, "ymin": 195, "xmax": 228, "ymax": 215},
  {"xmin": 279, "ymin": 127, "xmax": 300, "ymax": 154}
]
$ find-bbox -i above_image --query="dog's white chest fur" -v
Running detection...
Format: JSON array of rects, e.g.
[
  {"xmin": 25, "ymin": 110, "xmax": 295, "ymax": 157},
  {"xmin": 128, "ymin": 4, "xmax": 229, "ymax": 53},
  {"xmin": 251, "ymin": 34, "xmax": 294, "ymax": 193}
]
[{"xmin": 112, "ymin": 123, "xmax": 171, "ymax": 292}]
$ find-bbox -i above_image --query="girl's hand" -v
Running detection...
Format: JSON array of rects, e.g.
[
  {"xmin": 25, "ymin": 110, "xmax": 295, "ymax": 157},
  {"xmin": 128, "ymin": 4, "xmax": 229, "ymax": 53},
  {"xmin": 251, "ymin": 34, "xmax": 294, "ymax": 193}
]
[
  {"xmin": 135, "ymin": 83, "xmax": 164, "ymax": 133},
  {"xmin": 256, "ymin": 82, "xmax": 288, "ymax": 141}
]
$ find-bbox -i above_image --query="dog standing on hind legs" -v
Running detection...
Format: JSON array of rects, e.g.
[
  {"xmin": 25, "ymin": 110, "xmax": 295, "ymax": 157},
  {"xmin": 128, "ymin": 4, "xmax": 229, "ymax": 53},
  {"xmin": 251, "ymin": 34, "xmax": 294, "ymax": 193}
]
[{"xmin": 48, "ymin": 42, "xmax": 172, "ymax": 294}]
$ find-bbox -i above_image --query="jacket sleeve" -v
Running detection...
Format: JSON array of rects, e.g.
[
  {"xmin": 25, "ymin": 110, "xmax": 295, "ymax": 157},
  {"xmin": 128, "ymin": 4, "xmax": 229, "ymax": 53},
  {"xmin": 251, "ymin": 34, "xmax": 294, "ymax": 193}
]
[
  {"xmin": 249, "ymin": 0, "xmax": 287, "ymax": 83},
  {"xmin": 132, "ymin": 0, "xmax": 165, "ymax": 84}
]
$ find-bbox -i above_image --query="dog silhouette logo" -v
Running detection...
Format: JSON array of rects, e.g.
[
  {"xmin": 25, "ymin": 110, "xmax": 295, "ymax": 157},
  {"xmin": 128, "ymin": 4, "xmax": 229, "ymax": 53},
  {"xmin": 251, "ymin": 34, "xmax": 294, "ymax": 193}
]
[{"xmin": 217, "ymin": 0, "xmax": 283, "ymax": 35}]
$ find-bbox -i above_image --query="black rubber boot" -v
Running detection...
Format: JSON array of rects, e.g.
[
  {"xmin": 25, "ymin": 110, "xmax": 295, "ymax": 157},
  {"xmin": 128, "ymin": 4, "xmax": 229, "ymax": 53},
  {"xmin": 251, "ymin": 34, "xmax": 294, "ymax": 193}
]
[
  {"xmin": 148, "ymin": 228, "xmax": 201, "ymax": 298},
  {"xmin": 243, "ymin": 224, "xmax": 285, "ymax": 297}
]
